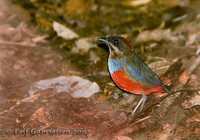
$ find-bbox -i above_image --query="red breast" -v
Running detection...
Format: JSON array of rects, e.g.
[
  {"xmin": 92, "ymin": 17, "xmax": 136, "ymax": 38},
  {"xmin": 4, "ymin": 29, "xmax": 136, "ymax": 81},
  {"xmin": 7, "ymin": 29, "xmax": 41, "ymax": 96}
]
[{"xmin": 111, "ymin": 69, "xmax": 164, "ymax": 95}]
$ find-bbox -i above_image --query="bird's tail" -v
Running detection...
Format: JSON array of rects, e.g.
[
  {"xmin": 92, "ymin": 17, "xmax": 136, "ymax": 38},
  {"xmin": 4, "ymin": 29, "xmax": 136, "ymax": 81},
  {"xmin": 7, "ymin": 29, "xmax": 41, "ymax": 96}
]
[
  {"xmin": 162, "ymin": 85, "xmax": 200, "ymax": 94},
  {"xmin": 171, "ymin": 86, "xmax": 200, "ymax": 93},
  {"xmin": 162, "ymin": 85, "xmax": 171, "ymax": 94}
]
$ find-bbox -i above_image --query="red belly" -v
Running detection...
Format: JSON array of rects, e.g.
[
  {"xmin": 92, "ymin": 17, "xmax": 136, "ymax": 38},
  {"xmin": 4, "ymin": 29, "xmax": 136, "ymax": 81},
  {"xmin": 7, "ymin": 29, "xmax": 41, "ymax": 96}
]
[{"xmin": 111, "ymin": 70, "xmax": 164, "ymax": 95}]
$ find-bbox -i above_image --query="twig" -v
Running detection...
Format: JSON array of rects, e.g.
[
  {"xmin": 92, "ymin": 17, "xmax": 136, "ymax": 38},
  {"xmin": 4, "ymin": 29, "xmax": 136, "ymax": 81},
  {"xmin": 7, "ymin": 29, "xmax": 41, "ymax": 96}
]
[
  {"xmin": 0, "ymin": 40, "xmax": 36, "ymax": 47},
  {"xmin": 188, "ymin": 55, "xmax": 200, "ymax": 74},
  {"xmin": 129, "ymin": 116, "xmax": 152, "ymax": 126}
]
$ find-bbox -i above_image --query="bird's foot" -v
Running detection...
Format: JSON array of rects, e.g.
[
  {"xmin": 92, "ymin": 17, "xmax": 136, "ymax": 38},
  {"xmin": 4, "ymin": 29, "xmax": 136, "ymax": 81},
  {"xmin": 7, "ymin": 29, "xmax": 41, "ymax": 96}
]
[
  {"xmin": 139, "ymin": 93, "xmax": 147, "ymax": 111},
  {"xmin": 129, "ymin": 93, "xmax": 147, "ymax": 117}
]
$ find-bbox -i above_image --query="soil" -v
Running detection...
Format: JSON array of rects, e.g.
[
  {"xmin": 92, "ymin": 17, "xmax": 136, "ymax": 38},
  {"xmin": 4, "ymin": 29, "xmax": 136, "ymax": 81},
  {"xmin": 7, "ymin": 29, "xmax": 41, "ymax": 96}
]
[{"xmin": 0, "ymin": 0, "xmax": 200, "ymax": 140}]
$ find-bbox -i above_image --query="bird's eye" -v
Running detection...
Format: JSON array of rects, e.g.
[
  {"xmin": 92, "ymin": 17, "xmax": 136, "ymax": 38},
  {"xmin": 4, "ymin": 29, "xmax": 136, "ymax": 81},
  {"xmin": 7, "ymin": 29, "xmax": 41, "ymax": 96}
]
[{"xmin": 114, "ymin": 39, "xmax": 119, "ymax": 44}]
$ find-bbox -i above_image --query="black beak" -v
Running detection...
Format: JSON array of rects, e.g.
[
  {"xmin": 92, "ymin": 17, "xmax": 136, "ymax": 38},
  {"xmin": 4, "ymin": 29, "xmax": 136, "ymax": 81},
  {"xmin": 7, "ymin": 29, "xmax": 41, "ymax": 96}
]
[
  {"xmin": 98, "ymin": 37, "xmax": 122, "ymax": 55},
  {"xmin": 98, "ymin": 37, "xmax": 109, "ymax": 44},
  {"xmin": 98, "ymin": 37, "xmax": 111, "ymax": 50}
]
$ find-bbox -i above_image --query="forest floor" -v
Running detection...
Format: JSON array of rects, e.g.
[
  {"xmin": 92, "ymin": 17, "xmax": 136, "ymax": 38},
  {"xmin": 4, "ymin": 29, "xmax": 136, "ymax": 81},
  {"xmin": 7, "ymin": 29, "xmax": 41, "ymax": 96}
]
[{"xmin": 0, "ymin": 0, "xmax": 200, "ymax": 139}]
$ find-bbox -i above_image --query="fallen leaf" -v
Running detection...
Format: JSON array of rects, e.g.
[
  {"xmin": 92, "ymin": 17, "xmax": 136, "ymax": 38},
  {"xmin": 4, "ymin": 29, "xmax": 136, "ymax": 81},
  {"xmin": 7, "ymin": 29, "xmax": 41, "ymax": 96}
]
[
  {"xmin": 72, "ymin": 37, "xmax": 94, "ymax": 53},
  {"xmin": 157, "ymin": 124, "xmax": 173, "ymax": 140},
  {"xmin": 179, "ymin": 70, "xmax": 190, "ymax": 85},
  {"xmin": 29, "ymin": 107, "xmax": 52, "ymax": 127},
  {"xmin": 53, "ymin": 21, "xmax": 94, "ymax": 53},
  {"xmin": 31, "ymin": 35, "xmax": 48, "ymax": 44},
  {"xmin": 182, "ymin": 93, "xmax": 200, "ymax": 109},
  {"xmin": 161, "ymin": 59, "xmax": 182, "ymax": 86},
  {"xmin": 16, "ymin": 118, "xmax": 21, "ymax": 124},
  {"xmin": 113, "ymin": 135, "xmax": 132, "ymax": 140},
  {"xmin": 148, "ymin": 58, "xmax": 171, "ymax": 76},
  {"xmin": 28, "ymin": 76, "xmax": 100, "ymax": 98},
  {"xmin": 53, "ymin": 21, "xmax": 79, "ymax": 40},
  {"xmin": 188, "ymin": 55, "xmax": 200, "ymax": 73},
  {"xmin": 21, "ymin": 93, "xmax": 42, "ymax": 103},
  {"xmin": 89, "ymin": 51, "xmax": 100, "ymax": 63},
  {"xmin": 186, "ymin": 114, "xmax": 200, "ymax": 123},
  {"xmin": 135, "ymin": 29, "xmax": 179, "ymax": 43}
]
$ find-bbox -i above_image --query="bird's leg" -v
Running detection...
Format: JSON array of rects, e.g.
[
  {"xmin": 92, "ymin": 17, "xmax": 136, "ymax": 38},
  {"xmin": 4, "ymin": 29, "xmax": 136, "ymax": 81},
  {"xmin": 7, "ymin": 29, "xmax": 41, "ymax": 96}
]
[
  {"xmin": 130, "ymin": 92, "xmax": 147, "ymax": 116},
  {"xmin": 139, "ymin": 92, "xmax": 147, "ymax": 111}
]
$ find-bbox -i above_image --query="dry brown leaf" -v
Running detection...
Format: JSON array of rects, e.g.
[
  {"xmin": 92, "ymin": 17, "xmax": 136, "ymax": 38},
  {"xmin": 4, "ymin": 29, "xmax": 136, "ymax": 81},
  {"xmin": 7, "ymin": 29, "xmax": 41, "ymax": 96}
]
[
  {"xmin": 28, "ymin": 76, "xmax": 100, "ymax": 98},
  {"xmin": 72, "ymin": 37, "xmax": 94, "ymax": 53},
  {"xmin": 179, "ymin": 70, "xmax": 190, "ymax": 85},
  {"xmin": 53, "ymin": 21, "xmax": 94, "ymax": 53},
  {"xmin": 161, "ymin": 59, "xmax": 182, "ymax": 86},
  {"xmin": 182, "ymin": 93, "xmax": 200, "ymax": 109},
  {"xmin": 89, "ymin": 51, "xmax": 100, "ymax": 63},
  {"xmin": 135, "ymin": 29, "xmax": 179, "ymax": 43},
  {"xmin": 148, "ymin": 59, "xmax": 171, "ymax": 76},
  {"xmin": 53, "ymin": 21, "xmax": 79, "ymax": 40},
  {"xmin": 157, "ymin": 124, "xmax": 173, "ymax": 140},
  {"xmin": 29, "ymin": 107, "xmax": 52, "ymax": 126},
  {"xmin": 186, "ymin": 114, "xmax": 200, "ymax": 123},
  {"xmin": 113, "ymin": 135, "xmax": 132, "ymax": 140},
  {"xmin": 21, "ymin": 93, "xmax": 42, "ymax": 103}
]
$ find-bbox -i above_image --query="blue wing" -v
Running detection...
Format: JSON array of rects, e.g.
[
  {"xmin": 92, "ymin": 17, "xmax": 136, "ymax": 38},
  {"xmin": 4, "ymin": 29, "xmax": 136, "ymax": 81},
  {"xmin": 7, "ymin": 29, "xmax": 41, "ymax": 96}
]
[{"xmin": 125, "ymin": 52, "xmax": 166, "ymax": 89}]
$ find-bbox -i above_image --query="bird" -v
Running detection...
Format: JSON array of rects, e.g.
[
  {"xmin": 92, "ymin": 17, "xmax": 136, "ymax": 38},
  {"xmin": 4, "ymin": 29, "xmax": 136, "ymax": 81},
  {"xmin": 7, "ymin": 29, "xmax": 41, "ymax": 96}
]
[{"xmin": 98, "ymin": 36, "xmax": 169, "ymax": 116}]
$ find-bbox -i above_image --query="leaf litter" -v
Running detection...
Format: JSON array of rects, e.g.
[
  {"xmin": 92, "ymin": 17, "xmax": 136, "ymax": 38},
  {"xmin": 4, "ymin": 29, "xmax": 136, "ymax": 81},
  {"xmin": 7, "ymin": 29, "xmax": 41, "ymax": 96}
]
[
  {"xmin": 0, "ymin": 1, "xmax": 125, "ymax": 139},
  {"xmin": 1, "ymin": 0, "xmax": 200, "ymax": 139},
  {"xmin": 53, "ymin": 21, "xmax": 95, "ymax": 53}
]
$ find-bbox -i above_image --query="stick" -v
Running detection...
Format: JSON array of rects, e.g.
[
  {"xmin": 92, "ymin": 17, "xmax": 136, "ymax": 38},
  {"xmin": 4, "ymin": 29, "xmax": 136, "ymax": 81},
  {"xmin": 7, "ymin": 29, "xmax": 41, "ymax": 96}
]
[{"xmin": 0, "ymin": 40, "xmax": 36, "ymax": 47}]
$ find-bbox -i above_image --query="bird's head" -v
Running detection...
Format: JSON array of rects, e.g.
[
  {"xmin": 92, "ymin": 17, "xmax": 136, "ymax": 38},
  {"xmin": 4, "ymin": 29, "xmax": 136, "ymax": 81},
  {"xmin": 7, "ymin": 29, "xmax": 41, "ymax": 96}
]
[{"xmin": 98, "ymin": 36, "xmax": 132, "ymax": 57}]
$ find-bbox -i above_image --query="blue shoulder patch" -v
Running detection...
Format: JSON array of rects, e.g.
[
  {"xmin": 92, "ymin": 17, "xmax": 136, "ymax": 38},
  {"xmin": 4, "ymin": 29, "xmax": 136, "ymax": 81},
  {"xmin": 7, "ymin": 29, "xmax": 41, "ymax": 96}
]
[{"xmin": 108, "ymin": 58, "xmax": 123, "ymax": 74}]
